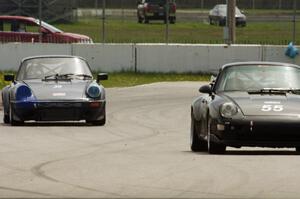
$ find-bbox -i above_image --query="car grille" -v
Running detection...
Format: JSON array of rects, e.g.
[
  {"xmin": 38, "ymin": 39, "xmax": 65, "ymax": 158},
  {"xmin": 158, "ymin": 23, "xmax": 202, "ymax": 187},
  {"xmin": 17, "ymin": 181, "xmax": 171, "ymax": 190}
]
[
  {"xmin": 226, "ymin": 124, "xmax": 300, "ymax": 142},
  {"xmin": 39, "ymin": 109, "xmax": 81, "ymax": 121},
  {"xmin": 37, "ymin": 102, "xmax": 82, "ymax": 108}
]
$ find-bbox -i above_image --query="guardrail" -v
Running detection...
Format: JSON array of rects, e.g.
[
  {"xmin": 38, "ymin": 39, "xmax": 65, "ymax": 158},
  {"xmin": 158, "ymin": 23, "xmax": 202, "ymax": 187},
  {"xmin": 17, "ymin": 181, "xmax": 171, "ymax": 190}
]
[{"xmin": 0, "ymin": 43, "xmax": 298, "ymax": 73}]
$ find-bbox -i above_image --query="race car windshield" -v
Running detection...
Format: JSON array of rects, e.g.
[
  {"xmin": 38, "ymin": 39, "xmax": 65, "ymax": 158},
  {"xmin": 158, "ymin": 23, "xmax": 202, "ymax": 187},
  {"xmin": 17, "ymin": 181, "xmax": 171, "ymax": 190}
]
[
  {"xmin": 17, "ymin": 57, "xmax": 92, "ymax": 80},
  {"xmin": 215, "ymin": 64, "xmax": 300, "ymax": 92},
  {"xmin": 216, "ymin": 5, "xmax": 242, "ymax": 15},
  {"xmin": 34, "ymin": 19, "xmax": 63, "ymax": 33}
]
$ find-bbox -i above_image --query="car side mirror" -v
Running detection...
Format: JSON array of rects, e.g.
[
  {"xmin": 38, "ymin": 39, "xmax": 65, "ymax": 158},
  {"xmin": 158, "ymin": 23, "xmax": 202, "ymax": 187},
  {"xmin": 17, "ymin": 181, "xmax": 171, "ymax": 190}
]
[
  {"xmin": 199, "ymin": 84, "xmax": 212, "ymax": 94},
  {"xmin": 97, "ymin": 73, "xmax": 108, "ymax": 83},
  {"xmin": 4, "ymin": 74, "xmax": 14, "ymax": 82}
]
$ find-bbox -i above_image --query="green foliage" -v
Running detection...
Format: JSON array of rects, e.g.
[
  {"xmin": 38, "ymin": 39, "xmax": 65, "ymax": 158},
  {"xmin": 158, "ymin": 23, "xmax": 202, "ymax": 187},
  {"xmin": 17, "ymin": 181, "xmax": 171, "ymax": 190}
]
[
  {"xmin": 0, "ymin": 72, "xmax": 9, "ymax": 89},
  {"xmin": 0, "ymin": 72, "xmax": 210, "ymax": 89},
  {"xmin": 100, "ymin": 72, "xmax": 210, "ymax": 88}
]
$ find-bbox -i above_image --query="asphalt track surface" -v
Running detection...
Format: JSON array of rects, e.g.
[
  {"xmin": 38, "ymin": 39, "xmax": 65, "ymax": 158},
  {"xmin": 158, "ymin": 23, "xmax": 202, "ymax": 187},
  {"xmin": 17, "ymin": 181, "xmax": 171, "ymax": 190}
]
[{"xmin": 0, "ymin": 82, "xmax": 300, "ymax": 198}]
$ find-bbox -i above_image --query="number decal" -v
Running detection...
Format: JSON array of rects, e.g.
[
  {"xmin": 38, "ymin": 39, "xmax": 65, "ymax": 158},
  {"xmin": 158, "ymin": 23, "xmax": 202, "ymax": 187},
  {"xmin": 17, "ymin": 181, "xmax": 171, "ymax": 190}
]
[
  {"xmin": 273, "ymin": 105, "xmax": 284, "ymax": 112},
  {"xmin": 261, "ymin": 105, "xmax": 283, "ymax": 112},
  {"xmin": 261, "ymin": 105, "xmax": 272, "ymax": 112}
]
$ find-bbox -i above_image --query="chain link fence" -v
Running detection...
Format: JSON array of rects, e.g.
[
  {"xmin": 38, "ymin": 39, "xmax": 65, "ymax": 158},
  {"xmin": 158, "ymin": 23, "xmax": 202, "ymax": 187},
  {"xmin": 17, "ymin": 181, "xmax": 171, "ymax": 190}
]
[{"xmin": 0, "ymin": 0, "xmax": 299, "ymax": 44}]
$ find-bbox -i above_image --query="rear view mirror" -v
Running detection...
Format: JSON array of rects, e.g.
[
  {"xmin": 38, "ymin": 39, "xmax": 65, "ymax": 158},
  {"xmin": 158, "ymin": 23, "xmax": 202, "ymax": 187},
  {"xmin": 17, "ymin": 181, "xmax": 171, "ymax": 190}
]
[
  {"xmin": 97, "ymin": 73, "xmax": 108, "ymax": 83},
  {"xmin": 199, "ymin": 84, "xmax": 212, "ymax": 94},
  {"xmin": 4, "ymin": 74, "xmax": 14, "ymax": 82}
]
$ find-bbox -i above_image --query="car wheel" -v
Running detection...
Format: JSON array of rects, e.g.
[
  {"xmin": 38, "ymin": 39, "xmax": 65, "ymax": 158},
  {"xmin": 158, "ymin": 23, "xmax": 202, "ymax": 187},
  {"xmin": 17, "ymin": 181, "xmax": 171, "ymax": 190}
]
[
  {"xmin": 190, "ymin": 113, "xmax": 207, "ymax": 152},
  {"xmin": 207, "ymin": 118, "xmax": 226, "ymax": 154},
  {"xmin": 9, "ymin": 104, "xmax": 23, "ymax": 126},
  {"xmin": 144, "ymin": 17, "xmax": 149, "ymax": 24},
  {"xmin": 138, "ymin": 16, "xmax": 143, "ymax": 23},
  {"xmin": 218, "ymin": 19, "xmax": 225, "ymax": 26},
  {"xmin": 3, "ymin": 114, "xmax": 10, "ymax": 124},
  {"xmin": 170, "ymin": 19, "xmax": 175, "ymax": 24}
]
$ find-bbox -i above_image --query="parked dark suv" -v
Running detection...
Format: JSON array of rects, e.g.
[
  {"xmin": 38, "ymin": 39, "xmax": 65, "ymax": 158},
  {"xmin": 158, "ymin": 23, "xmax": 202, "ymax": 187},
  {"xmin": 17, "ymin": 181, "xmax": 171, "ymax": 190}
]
[{"xmin": 137, "ymin": 0, "xmax": 176, "ymax": 24}]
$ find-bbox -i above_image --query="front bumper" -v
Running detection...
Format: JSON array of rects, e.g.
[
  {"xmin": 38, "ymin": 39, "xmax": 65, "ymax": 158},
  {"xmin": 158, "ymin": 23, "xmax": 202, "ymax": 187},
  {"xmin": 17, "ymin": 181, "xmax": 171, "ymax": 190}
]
[
  {"xmin": 236, "ymin": 18, "xmax": 246, "ymax": 26},
  {"xmin": 210, "ymin": 116, "xmax": 300, "ymax": 148},
  {"xmin": 11, "ymin": 99, "xmax": 105, "ymax": 122}
]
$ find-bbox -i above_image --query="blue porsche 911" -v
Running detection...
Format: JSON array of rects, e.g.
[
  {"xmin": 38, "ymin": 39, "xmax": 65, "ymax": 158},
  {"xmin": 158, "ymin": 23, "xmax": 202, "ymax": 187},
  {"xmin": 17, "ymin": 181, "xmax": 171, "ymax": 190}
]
[{"xmin": 2, "ymin": 55, "xmax": 108, "ymax": 126}]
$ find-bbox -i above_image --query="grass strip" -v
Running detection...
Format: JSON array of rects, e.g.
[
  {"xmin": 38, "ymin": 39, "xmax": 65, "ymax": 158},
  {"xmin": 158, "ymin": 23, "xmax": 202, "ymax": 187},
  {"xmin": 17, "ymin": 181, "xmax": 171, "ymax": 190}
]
[
  {"xmin": 0, "ymin": 72, "xmax": 210, "ymax": 89},
  {"xmin": 53, "ymin": 19, "xmax": 300, "ymax": 44}
]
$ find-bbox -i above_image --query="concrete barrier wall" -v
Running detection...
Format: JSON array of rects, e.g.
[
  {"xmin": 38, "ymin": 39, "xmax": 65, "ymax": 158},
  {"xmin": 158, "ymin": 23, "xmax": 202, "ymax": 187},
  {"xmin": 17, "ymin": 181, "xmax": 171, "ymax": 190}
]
[
  {"xmin": 72, "ymin": 44, "xmax": 135, "ymax": 72},
  {"xmin": 136, "ymin": 44, "xmax": 263, "ymax": 73},
  {"xmin": 0, "ymin": 43, "xmax": 298, "ymax": 73},
  {"xmin": 0, "ymin": 43, "xmax": 71, "ymax": 70}
]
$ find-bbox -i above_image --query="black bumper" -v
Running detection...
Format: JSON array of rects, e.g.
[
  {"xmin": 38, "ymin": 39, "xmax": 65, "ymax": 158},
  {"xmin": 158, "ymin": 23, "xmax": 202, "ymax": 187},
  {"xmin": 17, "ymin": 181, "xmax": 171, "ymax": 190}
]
[
  {"xmin": 11, "ymin": 100, "xmax": 105, "ymax": 122},
  {"xmin": 145, "ymin": 12, "xmax": 176, "ymax": 20},
  {"xmin": 210, "ymin": 116, "xmax": 300, "ymax": 148}
]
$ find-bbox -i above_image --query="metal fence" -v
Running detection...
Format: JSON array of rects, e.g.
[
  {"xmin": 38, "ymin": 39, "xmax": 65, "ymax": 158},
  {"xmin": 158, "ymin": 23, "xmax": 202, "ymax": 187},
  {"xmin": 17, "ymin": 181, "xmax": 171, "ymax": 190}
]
[
  {"xmin": 0, "ymin": 0, "xmax": 299, "ymax": 45},
  {"xmin": 77, "ymin": 0, "xmax": 300, "ymax": 9}
]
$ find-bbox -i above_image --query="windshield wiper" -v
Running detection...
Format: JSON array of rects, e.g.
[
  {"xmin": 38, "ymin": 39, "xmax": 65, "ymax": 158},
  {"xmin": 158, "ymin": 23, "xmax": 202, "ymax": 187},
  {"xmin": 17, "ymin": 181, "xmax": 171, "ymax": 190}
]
[
  {"xmin": 73, "ymin": 74, "xmax": 93, "ymax": 79},
  {"xmin": 247, "ymin": 88, "xmax": 300, "ymax": 95},
  {"xmin": 43, "ymin": 73, "xmax": 73, "ymax": 81},
  {"xmin": 43, "ymin": 73, "xmax": 92, "ymax": 81},
  {"xmin": 287, "ymin": 88, "xmax": 300, "ymax": 94},
  {"xmin": 248, "ymin": 88, "xmax": 289, "ymax": 95}
]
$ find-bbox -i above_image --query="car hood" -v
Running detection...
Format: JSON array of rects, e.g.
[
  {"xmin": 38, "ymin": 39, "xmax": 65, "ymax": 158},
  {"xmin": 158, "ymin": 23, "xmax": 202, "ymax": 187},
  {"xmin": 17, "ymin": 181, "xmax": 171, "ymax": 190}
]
[
  {"xmin": 59, "ymin": 32, "xmax": 92, "ymax": 41},
  {"xmin": 24, "ymin": 80, "xmax": 89, "ymax": 100},
  {"xmin": 220, "ymin": 92, "xmax": 300, "ymax": 116}
]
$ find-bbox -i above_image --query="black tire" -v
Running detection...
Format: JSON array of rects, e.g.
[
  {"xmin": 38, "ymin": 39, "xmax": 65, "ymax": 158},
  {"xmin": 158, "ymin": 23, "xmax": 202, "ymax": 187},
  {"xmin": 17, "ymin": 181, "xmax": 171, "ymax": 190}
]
[
  {"xmin": 10, "ymin": 105, "xmax": 23, "ymax": 126},
  {"xmin": 190, "ymin": 113, "xmax": 207, "ymax": 152},
  {"xmin": 138, "ymin": 17, "xmax": 143, "ymax": 23},
  {"xmin": 295, "ymin": 147, "xmax": 300, "ymax": 153},
  {"xmin": 170, "ymin": 19, "xmax": 175, "ymax": 24},
  {"xmin": 218, "ymin": 19, "xmax": 226, "ymax": 26},
  {"xmin": 3, "ymin": 114, "xmax": 10, "ymax": 124},
  {"xmin": 144, "ymin": 17, "xmax": 149, "ymax": 24},
  {"xmin": 207, "ymin": 118, "xmax": 226, "ymax": 154}
]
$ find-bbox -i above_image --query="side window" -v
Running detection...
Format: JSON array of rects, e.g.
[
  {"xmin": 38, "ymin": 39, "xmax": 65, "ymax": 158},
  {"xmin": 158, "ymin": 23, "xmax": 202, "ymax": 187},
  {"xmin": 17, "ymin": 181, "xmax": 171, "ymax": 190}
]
[
  {"xmin": 11, "ymin": 20, "xmax": 26, "ymax": 32},
  {"xmin": 1, "ymin": 21, "xmax": 13, "ymax": 32},
  {"xmin": 26, "ymin": 23, "xmax": 40, "ymax": 33}
]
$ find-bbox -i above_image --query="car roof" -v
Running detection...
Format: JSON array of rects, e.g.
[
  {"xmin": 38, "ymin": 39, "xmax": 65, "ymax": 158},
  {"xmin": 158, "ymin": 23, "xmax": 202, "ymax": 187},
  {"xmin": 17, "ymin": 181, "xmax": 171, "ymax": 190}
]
[
  {"xmin": 221, "ymin": 61, "xmax": 300, "ymax": 71},
  {"xmin": 21, "ymin": 55, "xmax": 87, "ymax": 63},
  {"xmin": 0, "ymin": 15, "xmax": 36, "ymax": 22}
]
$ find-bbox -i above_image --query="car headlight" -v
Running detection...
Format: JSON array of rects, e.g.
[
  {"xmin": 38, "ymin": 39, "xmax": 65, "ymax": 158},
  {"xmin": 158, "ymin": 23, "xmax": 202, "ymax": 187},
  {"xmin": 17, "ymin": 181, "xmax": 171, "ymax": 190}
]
[
  {"xmin": 220, "ymin": 102, "xmax": 238, "ymax": 118},
  {"xmin": 87, "ymin": 85, "xmax": 101, "ymax": 98},
  {"xmin": 16, "ymin": 85, "xmax": 33, "ymax": 101}
]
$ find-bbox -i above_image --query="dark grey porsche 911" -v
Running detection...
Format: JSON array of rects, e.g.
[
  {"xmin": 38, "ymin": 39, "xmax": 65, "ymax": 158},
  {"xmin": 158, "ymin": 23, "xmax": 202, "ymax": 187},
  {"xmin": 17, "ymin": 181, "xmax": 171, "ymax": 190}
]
[
  {"xmin": 191, "ymin": 62, "xmax": 300, "ymax": 154},
  {"xmin": 2, "ymin": 55, "xmax": 108, "ymax": 126}
]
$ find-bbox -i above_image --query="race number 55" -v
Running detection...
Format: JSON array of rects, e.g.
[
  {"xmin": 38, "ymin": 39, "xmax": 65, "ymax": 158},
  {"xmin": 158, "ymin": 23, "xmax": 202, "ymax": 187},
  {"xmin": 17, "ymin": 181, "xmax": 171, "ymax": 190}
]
[{"xmin": 261, "ymin": 105, "xmax": 283, "ymax": 112}]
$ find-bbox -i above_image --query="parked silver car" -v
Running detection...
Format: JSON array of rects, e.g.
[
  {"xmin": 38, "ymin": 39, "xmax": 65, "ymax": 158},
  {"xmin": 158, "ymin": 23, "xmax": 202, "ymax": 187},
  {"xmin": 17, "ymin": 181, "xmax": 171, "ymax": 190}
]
[{"xmin": 208, "ymin": 4, "xmax": 246, "ymax": 27}]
